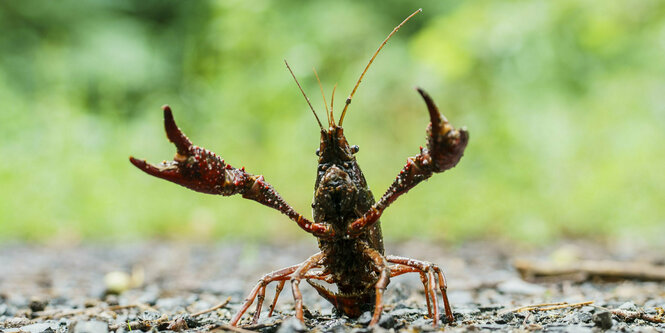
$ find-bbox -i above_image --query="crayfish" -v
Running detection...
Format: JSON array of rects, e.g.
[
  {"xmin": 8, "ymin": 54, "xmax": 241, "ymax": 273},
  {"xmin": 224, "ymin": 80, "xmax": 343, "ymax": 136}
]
[{"xmin": 129, "ymin": 9, "xmax": 468, "ymax": 328}]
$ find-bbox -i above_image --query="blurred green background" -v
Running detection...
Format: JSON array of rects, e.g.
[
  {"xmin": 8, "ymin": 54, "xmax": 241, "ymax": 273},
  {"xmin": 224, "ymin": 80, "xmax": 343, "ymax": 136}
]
[{"xmin": 1, "ymin": 0, "xmax": 663, "ymax": 244}]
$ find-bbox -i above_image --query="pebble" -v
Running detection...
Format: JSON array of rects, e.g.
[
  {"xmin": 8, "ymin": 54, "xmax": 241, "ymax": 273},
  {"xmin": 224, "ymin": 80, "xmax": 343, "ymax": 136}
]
[
  {"xmin": 28, "ymin": 298, "xmax": 48, "ymax": 312},
  {"xmin": 139, "ymin": 310, "xmax": 162, "ymax": 321},
  {"xmin": 7, "ymin": 323, "xmax": 57, "ymax": 333},
  {"xmin": 357, "ymin": 311, "xmax": 372, "ymax": 325},
  {"xmin": 0, "ymin": 303, "xmax": 8, "ymax": 315},
  {"xmin": 378, "ymin": 313, "xmax": 396, "ymax": 329},
  {"xmin": 592, "ymin": 310, "xmax": 613, "ymax": 329},
  {"xmin": 561, "ymin": 325, "xmax": 593, "ymax": 333},
  {"xmin": 411, "ymin": 317, "xmax": 433, "ymax": 329},
  {"xmin": 74, "ymin": 321, "xmax": 109, "ymax": 333},
  {"xmin": 575, "ymin": 311, "xmax": 592, "ymax": 323},
  {"xmin": 277, "ymin": 316, "xmax": 307, "ymax": 333},
  {"xmin": 389, "ymin": 308, "xmax": 420, "ymax": 317},
  {"xmin": 495, "ymin": 311, "xmax": 514, "ymax": 324},
  {"xmin": 618, "ymin": 301, "xmax": 637, "ymax": 311}
]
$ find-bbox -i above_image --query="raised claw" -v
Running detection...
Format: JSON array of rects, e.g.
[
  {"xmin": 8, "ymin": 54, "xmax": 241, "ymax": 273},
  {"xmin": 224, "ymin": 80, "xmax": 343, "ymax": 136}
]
[
  {"xmin": 129, "ymin": 107, "xmax": 332, "ymax": 237},
  {"xmin": 163, "ymin": 105, "xmax": 193, "ymax": 158},
  {"xmin": 417, "ymin": 88, "xmax": 469, "ymax": 172},
  {"xmin": 129, "ymin": 106, "xmax": 228, "ymax": 195}
]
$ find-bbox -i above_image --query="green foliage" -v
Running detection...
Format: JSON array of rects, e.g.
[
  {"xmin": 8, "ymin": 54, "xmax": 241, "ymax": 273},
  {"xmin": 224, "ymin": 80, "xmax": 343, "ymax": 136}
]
[{"xmin": 1, "ymin": 0, "xmax": 663, "ymax": 243}]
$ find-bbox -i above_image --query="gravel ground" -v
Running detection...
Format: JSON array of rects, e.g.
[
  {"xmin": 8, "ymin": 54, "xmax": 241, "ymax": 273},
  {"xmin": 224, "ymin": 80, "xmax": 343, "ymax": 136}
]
[{"xmin": 0, "ymin": 240, "xmax": 664, "ymax": 332}]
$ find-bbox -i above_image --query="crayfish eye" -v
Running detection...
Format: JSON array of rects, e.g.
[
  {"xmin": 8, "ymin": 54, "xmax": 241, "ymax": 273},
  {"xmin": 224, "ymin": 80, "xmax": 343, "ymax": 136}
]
[
  {"xmin": 315, "ymin": 148, "xmax": 321, "ymax": 156},
  {"xmin": 351, "ymin": 145, "xmax": 359, "ymax": 154}
]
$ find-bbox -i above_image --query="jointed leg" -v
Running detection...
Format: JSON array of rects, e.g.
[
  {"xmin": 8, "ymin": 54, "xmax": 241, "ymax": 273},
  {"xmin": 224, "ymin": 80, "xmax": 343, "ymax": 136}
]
[
  {"xmin": 267, "ymin": 280, "xmax": 285, "ymax": 317},
  {"xmin": 363, "ymin": 247, "xmax": 391, "ymax": 326},
  {"xmin": 386, "ymin": 255, "xmax": 454, "ymax": 326},
  {"xmin": 390, "ymin": 264, "xmax": 432, "ymax": 317},
  {"xmin": 435, "ymin": 267, "xmax": 453, "ymax": 322},
  {"xmin": 291, "ymin": 252, "xmax": 326, "ymax": 324},
  {"xmin": 230, "ymin": 265, "xmax": 299, "ymax": 326},
  {"xmin": 267, "ymin": 271, "xmax": 332, "ymax": 318}
]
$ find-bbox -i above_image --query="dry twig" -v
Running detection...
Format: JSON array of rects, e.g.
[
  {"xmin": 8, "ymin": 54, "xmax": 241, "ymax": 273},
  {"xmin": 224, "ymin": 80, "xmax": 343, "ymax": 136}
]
[
  {"xmin": 191, "ymin": 296, "xmax": 231, "ymax": 317},
  {"xmin": 611, "ymin": 309, "xmax": 665, "ymax": 324},
  {"xmin": 515, "ymin": 259, "xmax": 665, "ymax": 282}
]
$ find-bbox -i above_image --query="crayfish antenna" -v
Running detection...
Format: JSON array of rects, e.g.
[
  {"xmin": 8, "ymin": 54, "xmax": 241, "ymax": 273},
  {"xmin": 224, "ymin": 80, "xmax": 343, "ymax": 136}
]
[
  {"xmin": 330, "ymin": 83, "xmax": 337, "ymax": 127},
  {"xmin": 338, "ymin": 8, "xmax": 423, "ymax": 126},
  {"xmin": 285, "ymin": 60, "xmax": 325, "ymax": 132},
  {"xmin": 313, "ymin": 66, "xmax": 332, "ymax": 128}
]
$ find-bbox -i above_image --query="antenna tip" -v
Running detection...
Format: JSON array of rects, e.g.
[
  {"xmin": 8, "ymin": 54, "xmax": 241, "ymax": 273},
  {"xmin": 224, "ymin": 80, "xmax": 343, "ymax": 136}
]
[{"xmin": 418, "ymin": 8, "xmax": 423, "ymax": 12}]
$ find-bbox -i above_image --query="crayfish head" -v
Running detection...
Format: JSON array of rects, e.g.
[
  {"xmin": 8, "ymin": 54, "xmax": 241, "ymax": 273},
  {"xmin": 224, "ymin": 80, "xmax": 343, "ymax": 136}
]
[{"xmin": 317, "ymin": 126, "xmax": 358, "ymax": 164}]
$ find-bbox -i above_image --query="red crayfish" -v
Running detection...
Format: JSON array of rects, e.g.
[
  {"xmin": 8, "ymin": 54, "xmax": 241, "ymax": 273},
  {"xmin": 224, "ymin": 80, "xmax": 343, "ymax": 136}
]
[{"xmin": 130, "ymin": 9, "xmax": 468, "ymax": 328}]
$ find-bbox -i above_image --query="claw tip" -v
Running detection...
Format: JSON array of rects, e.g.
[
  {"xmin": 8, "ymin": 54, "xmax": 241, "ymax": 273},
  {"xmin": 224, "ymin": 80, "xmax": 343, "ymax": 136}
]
[{"xmin": 129, "ymin": 156, "xmax": 145, "ymax": 168}]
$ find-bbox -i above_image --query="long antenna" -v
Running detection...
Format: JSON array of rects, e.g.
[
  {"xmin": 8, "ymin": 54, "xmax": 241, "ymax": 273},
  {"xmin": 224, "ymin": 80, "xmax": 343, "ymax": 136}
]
[
  {"xmin": 330, "ymin": 84, "xmax": 337, "ymax": 126},
  {"xmin": 338, "ymin": 8, "xmax": 422, "ymax": 126},
  {"xmin": 312, "ymin": 67, "xmax": 331, "ymax": 128},
  {"xmin": 285, "ymin": 60, "xmax": 325, "ymax": 131}
]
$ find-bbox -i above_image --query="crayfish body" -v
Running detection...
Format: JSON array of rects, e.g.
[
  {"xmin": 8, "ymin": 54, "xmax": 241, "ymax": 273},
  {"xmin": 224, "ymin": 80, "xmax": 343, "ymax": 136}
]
[{"xmin": 130, "ymin": 9, "xmax": 468, "ymax": 328}]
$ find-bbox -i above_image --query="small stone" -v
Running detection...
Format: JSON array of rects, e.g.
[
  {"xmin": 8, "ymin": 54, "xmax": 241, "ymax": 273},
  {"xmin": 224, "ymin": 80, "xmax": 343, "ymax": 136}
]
[
  {"xmin": 104, "ymin": 272, "xmax": 132, "ymax": 294},
  {"xmin": 378, "ymin": 313, "xmax": 395, "ymax": 329},
  {"xmin": 6, "ymin": 317, "xmax": 31, "ymax": 327},
  {"xmin": 390, "ymin": 308, "xmax": 420, "ymax": 317},
  {"xmin": 592, "ymin": 310, "xmax": 613, "ymax": 329},
  {"xmin": 28, "ymin": 298, "xmax": 48, "ymax": 312},
  {"xmin": 139, "ymin": 310, "xmax": 161, "ymax": 321},
  {"xmin": 411, "ymin": 317, "xmax": 433, "ymax": 329},
  {"xmin": 277, "ymin": 316, "xmax": 306, "ymax": 333},
  {"xmin": 576, "ymin": 311, "xmax": 592, "ymax": 323},
  {"xmin": 326, "ymin": 322, "xmax": 347, "ymax": 333},
  {"xmin": 14, "ymin": 323, "xmax": 57, "ymax": 333},
  {"xmin": 104, "ymin": 294, "xmax": 119, "ymax": 306},
  {"xmin": 180, "ymin": 314, "xmax": 198, "ymax": 328},
  {"xmin": 74, "ymin": 320, "xmax": 109, "ymax": 333},
  {"xmin": 563, "ymin": 326, "xmax": 593, "ymax": 333},
  {"xmin": 167, "ymin": 317, "xmax": 188, "ymax": 331},
  {"xmin": 618, "ymin": 301, "xmax": 637, "ymax": 311},
  {"xmin": 580, "ymin": 306, "xmax": 595, "ymax": 313},
  {"xmin": 495, "ymin": 311, "xmax": 514, "ymax": 324},
  {"xmin": 357, "ymin": 311, "xmax": 372, "ymax": 325}
]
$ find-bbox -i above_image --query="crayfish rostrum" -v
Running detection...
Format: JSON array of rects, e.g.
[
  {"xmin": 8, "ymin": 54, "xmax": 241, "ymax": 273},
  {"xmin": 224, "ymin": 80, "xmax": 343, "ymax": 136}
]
[{"xmin": 130, "ymin": 9, "xmax": 468, "ymax": 328}]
